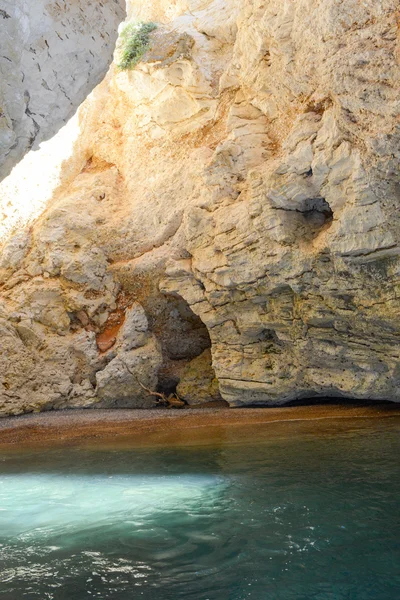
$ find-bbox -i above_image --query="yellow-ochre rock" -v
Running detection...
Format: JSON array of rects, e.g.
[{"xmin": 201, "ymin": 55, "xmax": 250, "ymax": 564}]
[
  {"xmin": 0, "ymin": 0, "xmax": 399, "ymax": 414},
  {"xmin": 177, "ymin": 350, "xmax": 222, "ymax": 406}
]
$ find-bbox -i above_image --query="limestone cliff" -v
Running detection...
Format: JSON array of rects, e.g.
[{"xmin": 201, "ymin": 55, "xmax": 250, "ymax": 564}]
[
  {"xmin": 0, "ymin": 0, "xmax": 399, "ymax": 415},
  {"xmin": 0, "ymin": 0, "xmax": 126, "ymax": 181}
]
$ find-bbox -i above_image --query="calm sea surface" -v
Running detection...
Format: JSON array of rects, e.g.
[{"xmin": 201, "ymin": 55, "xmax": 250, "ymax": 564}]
[{"xmin": 0, "ymin": 418, "xmax": 399, "ymax": 599}]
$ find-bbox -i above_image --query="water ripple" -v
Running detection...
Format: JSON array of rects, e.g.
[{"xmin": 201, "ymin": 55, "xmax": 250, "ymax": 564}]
[{"xmin": 0, "ymin": 423, "xmax": 399, "ymax": 599}]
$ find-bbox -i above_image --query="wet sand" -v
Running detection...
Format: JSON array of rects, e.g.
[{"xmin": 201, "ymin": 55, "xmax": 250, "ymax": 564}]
[{"xmin": 0, "ymin": 403, "xmax": 399, "ymax": 449}]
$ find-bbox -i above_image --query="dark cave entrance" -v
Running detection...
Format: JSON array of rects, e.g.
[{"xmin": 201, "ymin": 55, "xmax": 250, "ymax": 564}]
[{"xmin": 147, "ymin": 293, "xmax": 212, "ymax": 397}]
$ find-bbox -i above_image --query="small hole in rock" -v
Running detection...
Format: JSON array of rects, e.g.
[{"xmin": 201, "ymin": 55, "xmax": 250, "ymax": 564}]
[{"xmin": 302, "ymin": 197, "xmax": 333, "ymax": 226}]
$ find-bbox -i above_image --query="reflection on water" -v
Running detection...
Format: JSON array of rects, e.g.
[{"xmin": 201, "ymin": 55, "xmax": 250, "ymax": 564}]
[{"xmin": 0, "ymin": 419, "xmax": 399, "ymax": 599}]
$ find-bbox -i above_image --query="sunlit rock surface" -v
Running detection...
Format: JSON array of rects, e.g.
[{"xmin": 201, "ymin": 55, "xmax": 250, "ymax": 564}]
[
  {"xmin": 0, "ymin": 0, "xmax": 126, "ymax": 182},
  {"xmin": 0, "ymin": 114, "xmax": 82, "ymax": 241},
  {"xmin": 0, "ymin": 0, "xmax": 399, "ymax": 414}
]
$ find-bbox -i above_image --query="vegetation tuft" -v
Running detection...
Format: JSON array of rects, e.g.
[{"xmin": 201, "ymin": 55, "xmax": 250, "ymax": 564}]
[{"xmin": 117, "ymin": 21, "xmax": 157, "ymax": 70}]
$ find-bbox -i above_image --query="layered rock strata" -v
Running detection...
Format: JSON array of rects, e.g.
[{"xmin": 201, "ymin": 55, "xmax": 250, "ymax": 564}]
[{"xmin": 0, "ymin": 0, "xmax": 399, "ymax": 414}]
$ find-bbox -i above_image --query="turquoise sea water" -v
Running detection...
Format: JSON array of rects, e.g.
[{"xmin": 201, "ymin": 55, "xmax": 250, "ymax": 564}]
[{"xmin": 0, "ymin": 419, "xmax": 399, "ymax": 599}]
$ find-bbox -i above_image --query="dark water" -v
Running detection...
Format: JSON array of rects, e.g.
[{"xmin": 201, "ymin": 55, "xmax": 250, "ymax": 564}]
[{"xmin": 0, "ymin": 419, "xmax": 399, "ymax": 599}]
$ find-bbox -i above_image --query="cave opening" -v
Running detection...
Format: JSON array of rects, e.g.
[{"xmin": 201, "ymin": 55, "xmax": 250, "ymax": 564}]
[{"xmin": 147, "ymin": 293, "xmax": 213, "ymax": 397}]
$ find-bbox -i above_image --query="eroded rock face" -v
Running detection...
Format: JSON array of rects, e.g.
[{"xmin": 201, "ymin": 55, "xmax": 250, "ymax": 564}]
[
  {"xmin": 177, "ymin": 349, "xmax": 222, "ymax": 406},
  {"xmin": 0, "ymin": 0, "xmax": 399, "ymax": 414},
  {"xmin": 0, "ymin": 0, "xmax": 126, "ymax": 182},
  {"xmin": 95, "ymin": 303, "xmax": 163, "ymax": 408}
]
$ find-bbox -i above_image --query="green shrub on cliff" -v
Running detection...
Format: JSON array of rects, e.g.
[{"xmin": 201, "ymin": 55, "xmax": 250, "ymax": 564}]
[{"xmin": 117, "ymin": 22, "xmax": 157, "ymax": 70}]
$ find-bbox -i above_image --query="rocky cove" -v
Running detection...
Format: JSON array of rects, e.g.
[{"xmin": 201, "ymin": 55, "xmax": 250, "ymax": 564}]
[
  {"xmin": 0, "ymin": 0, "xmax": 400, "ymax": 416},
  {"xmin": 1, "ymin": 3, "xmax": 400, "ymax": 598}
]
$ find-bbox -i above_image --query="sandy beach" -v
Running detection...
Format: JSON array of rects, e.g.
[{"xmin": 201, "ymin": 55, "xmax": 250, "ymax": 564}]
[{"xmin": 0, "ymin": 403, "xmax": 399, "ymax": 449}]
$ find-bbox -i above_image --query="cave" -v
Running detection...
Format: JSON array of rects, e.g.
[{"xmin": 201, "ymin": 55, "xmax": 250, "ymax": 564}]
[
  {"xmin": 0, "ymin": 0, "xmax": 399, "ymax": 597},
  {"xmin": 148, "ymin": 294, "xmax": 213, "ymax": 396}
]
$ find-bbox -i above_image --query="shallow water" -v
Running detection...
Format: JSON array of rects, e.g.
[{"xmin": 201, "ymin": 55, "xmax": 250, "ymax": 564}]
[{"xmin": 0, "ymin": 419, "xmax": 399, "ymax": 599}]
